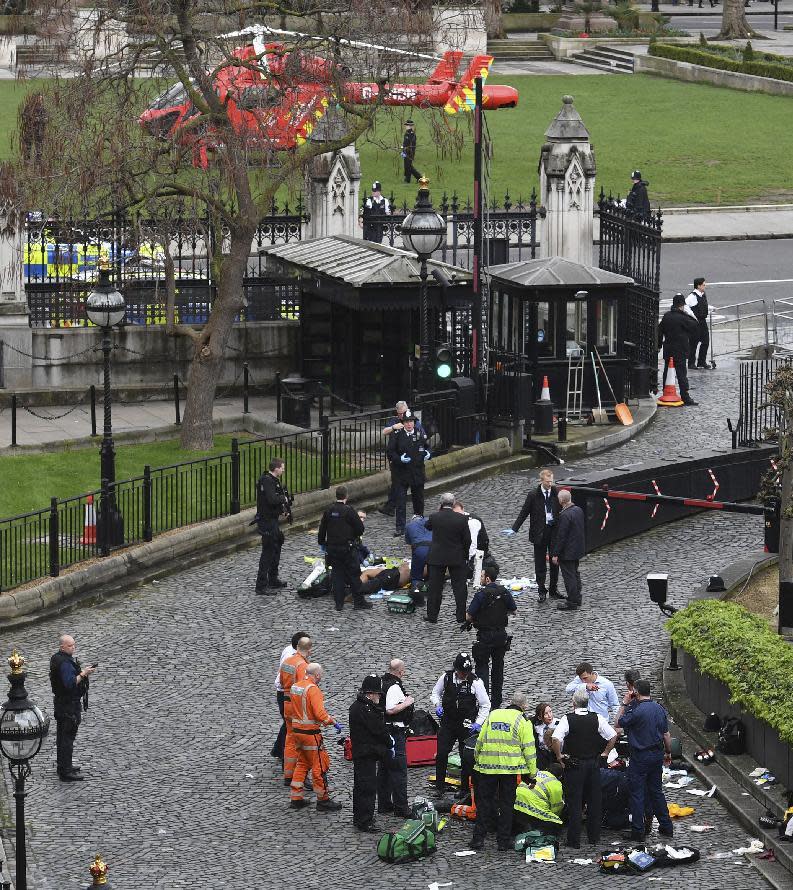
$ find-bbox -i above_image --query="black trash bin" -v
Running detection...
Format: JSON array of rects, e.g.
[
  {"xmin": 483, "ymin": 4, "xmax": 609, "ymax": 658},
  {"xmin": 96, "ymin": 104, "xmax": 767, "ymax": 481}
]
[{"xmin": 281, "ymin": 375, "xmax": 313, "ymax": 428}]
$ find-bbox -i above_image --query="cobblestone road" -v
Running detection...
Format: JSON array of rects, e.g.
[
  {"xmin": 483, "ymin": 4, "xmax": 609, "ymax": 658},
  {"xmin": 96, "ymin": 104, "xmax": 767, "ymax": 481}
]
[{"xmin": 3, "ymin": 356, "xmax": 773, "ymax": 890}]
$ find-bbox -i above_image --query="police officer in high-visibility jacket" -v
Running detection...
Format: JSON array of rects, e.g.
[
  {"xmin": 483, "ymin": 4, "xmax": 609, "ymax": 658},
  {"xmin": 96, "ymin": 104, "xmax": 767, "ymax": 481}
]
[
  {"xmin": 289, "ymin": 663, "xmax": 343, "ymax": 812},
  {"xmin": 513, "ymin": 770, "xmax": 564, "ymax": 836},
  {"xmin": 278, "ymin": 635, "xmax": 312, "ymax": 787},
  {"xmin": 471, "ymin": 690, "xmax": 537, "ymax": 852}
]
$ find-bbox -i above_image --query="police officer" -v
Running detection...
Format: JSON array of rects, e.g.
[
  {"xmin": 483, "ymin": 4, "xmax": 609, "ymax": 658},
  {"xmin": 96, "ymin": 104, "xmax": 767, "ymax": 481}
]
[
  {"xmin": 685, "ymin": 277, "xmax": 711, "ymax": 370},
  {"xmin": 359, "ymin": 181, "xmax": 392, "ymax": 243},
  {"xmin": 431, "ymin": 652, "xmax": 491, "ymax": 801},
  {"xmin": 349, "ymin": 674, "xmax": 393, "ymax": 832},
  {"xmin": 387, "ymin": 411, "xmax": 430, "ymax": 537},
  {"xmin": 254, "ymin": 457, "xmax": 290, "ymax": 595},
  {"xmin": 658, "ymin": 294, "xmax": 699, "ymax": 407},
  {"xmin": 317, "ymin": 485, "xmax": 372, "ymax": 611},
  {"xmin": 464, "ymin": 561, "xmax": 516, "ymax": 710},
  {"xmin": 50, "ymin": 634, "xmax": 96, "ymax": 781},
  {"xmin": 402, "ymin": 120, "xmax": 421, "ymax": 183},
  {"xmin": 551, "ymin": 686, "xmax": 617, "ymax": 849},
  {"xmin": 378, "ymin": 659, "xmax": 414, "ymax": 818},
  {"xmin": 617, "ymin": 678, "xmax": 675, "ymax": 841}
]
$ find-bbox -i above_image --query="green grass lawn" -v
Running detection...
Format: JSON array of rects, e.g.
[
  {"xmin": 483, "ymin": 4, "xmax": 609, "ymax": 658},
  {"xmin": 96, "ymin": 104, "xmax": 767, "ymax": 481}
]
[{"xmin": 1, "ymin": 73, "xmax": 790, "ymax": 207}]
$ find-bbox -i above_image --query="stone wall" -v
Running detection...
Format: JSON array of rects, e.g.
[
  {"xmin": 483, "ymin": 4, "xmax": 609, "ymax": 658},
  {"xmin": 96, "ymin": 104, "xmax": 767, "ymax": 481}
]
[
  {"xmin": 635, "ymin": 53, "xmax": 793, "ymax": 97},
  {"xmin": 27, "ymin": 321, "xmax": 298, "ymax": 390}
]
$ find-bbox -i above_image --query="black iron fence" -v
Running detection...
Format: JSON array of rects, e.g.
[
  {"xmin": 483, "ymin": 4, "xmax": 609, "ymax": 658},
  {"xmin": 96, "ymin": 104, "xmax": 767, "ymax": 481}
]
[
  {"xmin": 0, "ymin": 390, "xmax": 484, "ymax": 591},
  {"xmin": 363, "ymin": 190, "xmax": 541, "ymax": 270},
  {"xmin": 24, "ymin": 201, "xmax": 306, "ymax": 328},
  {"xmin": 737, "ymin": 357, "xmax": 792, "ymax": 446},
  {"xmin": 597, "ymin": 190, "xmax": 663, "ymax": 294}
]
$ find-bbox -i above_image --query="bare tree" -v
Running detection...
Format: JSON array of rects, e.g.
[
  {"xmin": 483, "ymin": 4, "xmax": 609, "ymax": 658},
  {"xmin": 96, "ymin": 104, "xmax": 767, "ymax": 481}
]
[
  {"xmin": 718, "ymin": 0, "xmax": 757, "ymax": 40},
  {"xmin": 1, "ymin": 0, "xmax": 457, "ymax": 449}
]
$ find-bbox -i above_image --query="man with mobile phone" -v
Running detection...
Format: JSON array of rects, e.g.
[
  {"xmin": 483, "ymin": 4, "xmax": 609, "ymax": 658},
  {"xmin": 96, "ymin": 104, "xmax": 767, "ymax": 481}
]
[{"xmin": 49, "ymin": 634, "xmax": 97, "ymax": 781}]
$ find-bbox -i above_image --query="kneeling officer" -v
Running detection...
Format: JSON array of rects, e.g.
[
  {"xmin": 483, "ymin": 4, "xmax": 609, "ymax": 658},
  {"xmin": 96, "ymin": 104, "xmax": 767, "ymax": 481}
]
[{"xmin": 318, "ymin": 485, "xmax": 371, "ymax": 611}]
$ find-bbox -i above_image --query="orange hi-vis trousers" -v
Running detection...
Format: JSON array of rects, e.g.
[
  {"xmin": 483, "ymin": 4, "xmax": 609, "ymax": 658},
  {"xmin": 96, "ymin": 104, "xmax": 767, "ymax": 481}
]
[{"xmin": 290, "ymin": 730, "xmax": 331, "ymax": 802}]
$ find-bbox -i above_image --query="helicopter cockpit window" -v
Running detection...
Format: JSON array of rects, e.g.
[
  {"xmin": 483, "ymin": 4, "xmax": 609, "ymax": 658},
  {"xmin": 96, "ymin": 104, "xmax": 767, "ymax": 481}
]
[
  {"xmin": 237, "ymin": 86, "xmax": 281, "ymax": 111},
  {"xmin": 152, "ymin": 82, "xmax": 189, "ymax": 109}
]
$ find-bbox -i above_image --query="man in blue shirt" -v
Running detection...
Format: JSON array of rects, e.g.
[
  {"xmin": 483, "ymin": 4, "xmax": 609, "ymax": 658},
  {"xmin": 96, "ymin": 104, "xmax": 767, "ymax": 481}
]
[
  {"xmin": 617, "ymin": 679, "xmax": 674, "ymax": 841},
  {"xmin": 564, "ymin": 663, "xmax": 619, "ymax": 721},
  {"xmin": 405, "ymin": 514, "xmax": 432, "ymax": 598}
]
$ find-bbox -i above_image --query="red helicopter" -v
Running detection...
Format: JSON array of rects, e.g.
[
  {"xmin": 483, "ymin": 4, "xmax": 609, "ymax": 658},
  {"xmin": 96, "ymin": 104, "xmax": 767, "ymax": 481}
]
[{"xmin": 139, "ymin": 26, "xmax": 519, "ymax": 165}]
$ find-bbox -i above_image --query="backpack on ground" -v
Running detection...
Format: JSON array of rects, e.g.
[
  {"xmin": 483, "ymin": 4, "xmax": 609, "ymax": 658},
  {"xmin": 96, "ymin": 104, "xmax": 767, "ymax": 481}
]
[
  {"xmin": 297, "ymin": 570, "xmax": 330, "ymax": 598},
  {"xmin": 717, "ymin": 717, "xmax": 746, "ymax": 755},
  {"xmin": 410, "ymin": 796, "xmax": 439, "ymax": 830},
  {"xmin": 377, "ymin": 819, "xmax": 437, "ymax": 863},
  {"xmin": 409, "ymin": 710, "xmax": 439, "ymax": 736}
]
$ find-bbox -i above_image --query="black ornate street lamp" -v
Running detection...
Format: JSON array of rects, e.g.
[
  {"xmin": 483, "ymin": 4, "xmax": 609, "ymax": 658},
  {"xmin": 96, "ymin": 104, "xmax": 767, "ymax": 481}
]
[
  {"xmin": 400, "ymin": 177, "xmax": 446, "ymax": 392},
  {"xmin": 85, "ymin": 265, "xmax": 126, "ymax": 546},
  {"xmin": 0, "ymin": 651, "xmax": 50, "ymax": 890}
]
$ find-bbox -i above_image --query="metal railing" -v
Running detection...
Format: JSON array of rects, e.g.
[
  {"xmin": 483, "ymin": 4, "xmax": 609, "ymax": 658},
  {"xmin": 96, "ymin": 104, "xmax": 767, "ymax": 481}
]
[
  {"xmin": 0, "ymin": 389, "xmax": 483, "ymax": 591},
  {"xmin": 737, "ymin": 357, "xmax": 793, "ymax": 446},
  {"xmin": 709, "ymin": 299, "xmax": 772, "ymax": 361}
]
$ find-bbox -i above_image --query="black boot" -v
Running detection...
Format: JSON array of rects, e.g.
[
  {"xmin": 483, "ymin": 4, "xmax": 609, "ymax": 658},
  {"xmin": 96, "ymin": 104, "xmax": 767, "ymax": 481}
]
[{"xmin": 353, "ymin": 596, "xmax": 373, "ymax": 610}]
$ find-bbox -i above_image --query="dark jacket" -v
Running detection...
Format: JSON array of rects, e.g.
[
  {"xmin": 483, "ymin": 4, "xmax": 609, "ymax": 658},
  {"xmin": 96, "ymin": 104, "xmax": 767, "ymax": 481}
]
[
  {"xmin": 658, "ymin": 308, "xmax": 699, "ymax": 359},
  {"xmin": 317, "ymin": 500, "xmax": 364, "ymax": 549},
  {"xmin": 349, "ymin": 693, "xmax": 392, "ymax": 760},
  {"xmin": 512, "ymin": 484, "xmax": 560, "ymax": 543},
  {"xmin": 402, "ymin": 127, "xmax": 417, "ymax": 161},
  {"xmin": 387, "ymin": 426, "xmax": 430, "ymax": 485},
  {"xmin": 425, "ymin": 507, "xmax": 471, "ymax": 567},
  {"xmin": 626, "ymin": 180, "xmax": 651, "ymax": 219},
  {"xmin": 50, "ymin": 651, "xmax": 83, "ymax": 719},
  {"xmin": 256, "ymin": 472, "xmax": 287, "ymax": 522},
  {"xmin": 552, "ymin": 504, "xmax": 585, "ymax": 561}
]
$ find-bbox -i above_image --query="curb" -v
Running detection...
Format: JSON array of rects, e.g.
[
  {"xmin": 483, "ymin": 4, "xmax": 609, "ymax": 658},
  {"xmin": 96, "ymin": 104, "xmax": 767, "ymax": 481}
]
[{"xmin": 660, "ymin": 551, "xmax": 793, "ymax": 889}]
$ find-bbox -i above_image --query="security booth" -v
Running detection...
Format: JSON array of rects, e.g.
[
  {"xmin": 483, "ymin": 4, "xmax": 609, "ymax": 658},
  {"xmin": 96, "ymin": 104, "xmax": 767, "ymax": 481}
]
[
  {"xmin": 261, "ymin": 236, "xmax": 474, "ymax": 408},
  {"xmin": 486, "ymin": 256, "xmax": 643, "ymax": 421}
]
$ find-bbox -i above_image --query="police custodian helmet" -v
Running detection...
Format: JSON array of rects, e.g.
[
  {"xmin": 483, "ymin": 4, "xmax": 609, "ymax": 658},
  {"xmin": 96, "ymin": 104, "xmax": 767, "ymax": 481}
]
[
  {"xmin": 454, "ymin": 652, "xmax": 473, "ymax": 672},
  {"xmin": 360, "ymin": 674, "xmax": 383, "ymax": 694}
]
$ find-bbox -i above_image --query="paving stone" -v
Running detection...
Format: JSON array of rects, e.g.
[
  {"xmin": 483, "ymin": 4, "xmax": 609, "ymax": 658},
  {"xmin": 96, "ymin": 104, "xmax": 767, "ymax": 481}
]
[{"xmin": 2, "ymin": 356, "xmax": 773, "ymax": 889}]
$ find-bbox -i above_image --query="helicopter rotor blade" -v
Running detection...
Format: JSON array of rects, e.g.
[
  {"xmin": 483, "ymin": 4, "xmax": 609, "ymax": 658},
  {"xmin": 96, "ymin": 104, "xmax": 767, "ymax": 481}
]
[{"xmin": 219, "ymin": 24, "xmax": 442, "ymax": 62}]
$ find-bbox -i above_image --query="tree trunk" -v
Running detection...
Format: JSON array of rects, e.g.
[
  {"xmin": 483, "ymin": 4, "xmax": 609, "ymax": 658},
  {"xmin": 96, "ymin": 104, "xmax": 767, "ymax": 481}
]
[
  {"xmin": 179, "ymin": 227, "xmax": 254, "ymax": 450},
  {"xmin": 718, "ymin": 0, "xmax": 756, "ymax": 39},
  {"xmin": 485, "ymin": 0, "xmax": 506, "ymax": 39}
]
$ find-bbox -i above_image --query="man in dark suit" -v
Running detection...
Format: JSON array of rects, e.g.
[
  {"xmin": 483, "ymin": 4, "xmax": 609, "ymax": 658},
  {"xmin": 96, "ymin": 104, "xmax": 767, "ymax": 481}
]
[
  {"xmin": 551, "ymin": 490, "xmax": 586, "ymax": 611},
  {"xmin": 503, "ymin": 468, "xmax": 561, "ymax": 602},
  {"xmin": 424, "ymin": 492, "xmax": 471, "ymax": 624}
]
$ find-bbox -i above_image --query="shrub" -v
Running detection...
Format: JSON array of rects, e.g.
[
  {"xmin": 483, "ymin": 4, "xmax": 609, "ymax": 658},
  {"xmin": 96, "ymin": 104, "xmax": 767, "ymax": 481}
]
[
  {"xmin": 667, "ymin": 600, "xmax": 793, "ymax": 744},
  {"xmin": 742, "ymin": 41, "xmax": 754, "ymax": 63},
  {"xmin": 699, "ymin": 31, "xmax": 708, "ymax": 47},
  {"xmin": 649, "ymin": 42, "xmax": 793, "ymax": 84}
]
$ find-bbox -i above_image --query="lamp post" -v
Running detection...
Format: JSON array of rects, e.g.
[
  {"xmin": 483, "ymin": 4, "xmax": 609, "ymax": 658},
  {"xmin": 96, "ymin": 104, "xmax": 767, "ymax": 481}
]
[
  {"xmin": 0, "ymin": 651, "xmax": 50, "ymax": 890},
  {"xmin": 85, "ymin": 266, "xmax": 126, "ymax": 547},
  {"xmin": 400, "ymin": 177, "xmax": 446, "ymax": 393}
]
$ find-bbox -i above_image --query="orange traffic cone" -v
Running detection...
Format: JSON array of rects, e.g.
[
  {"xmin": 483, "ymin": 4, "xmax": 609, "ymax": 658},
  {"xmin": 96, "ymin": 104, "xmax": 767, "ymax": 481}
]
[
  {"xmin": 80, "ymin": 494, "xmax": 97, "ymax": 545},
  {"xmin": 540, "ymin": 375, "xmax": 551, "ymax": 402},
  {"xmin": 657, "ymin": 358, "xmax": 684, "ymax": 408}
]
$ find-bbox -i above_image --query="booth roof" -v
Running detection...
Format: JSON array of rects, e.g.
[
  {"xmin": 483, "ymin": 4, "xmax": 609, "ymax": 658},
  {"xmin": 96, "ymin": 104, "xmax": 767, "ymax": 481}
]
[
  {"xmin": 261, "ymin": 235, "xmax": 471, "ymax": 288},
  {"xmin": 488, "ymin": 256, "xmax": 634, "ymax": 289}
]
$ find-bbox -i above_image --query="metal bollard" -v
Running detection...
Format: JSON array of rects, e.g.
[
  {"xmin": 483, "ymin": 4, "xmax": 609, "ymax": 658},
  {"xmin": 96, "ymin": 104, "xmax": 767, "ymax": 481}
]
[
  {"xmin": 11, "ymin": 394, "xmax": 17, "ymax": 447},
  {"xmin": 557, "ymin": 415, "xmax": 567, "ymax": 443},
  {"xmin": 90, "ymin": 385, "xmax": 97, "ymax": 437},
  {"xmin": 173, "ymin": 374, "xmax": 181, "ymax": 426},
  {"xmin": 243, "ymin": 362, "xmax": 250, "ymax": 415}
]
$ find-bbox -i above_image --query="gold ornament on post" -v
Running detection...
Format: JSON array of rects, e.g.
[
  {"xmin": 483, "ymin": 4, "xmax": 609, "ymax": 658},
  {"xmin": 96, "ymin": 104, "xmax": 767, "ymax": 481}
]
[
  {"xmin": 89, "ymin": 854, "xmax": 109, "ymax": 886},
  {"xmin": 8, "ymin": 650, "xmax": 24, "ymax": 675}
]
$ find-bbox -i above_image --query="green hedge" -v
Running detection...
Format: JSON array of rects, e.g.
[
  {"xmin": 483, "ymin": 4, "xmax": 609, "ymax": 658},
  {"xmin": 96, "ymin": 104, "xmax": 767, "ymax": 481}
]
[
  {"xmin": 667, "ymin": 600, "xmax": 793, "ymax": 744},
  {"xmin": 650, "ymin": 42, "xmax": 793, "ymax": 84},
  {"xmin": 503, "ymin": 12, "xmax": 561, "ymax": 32}
]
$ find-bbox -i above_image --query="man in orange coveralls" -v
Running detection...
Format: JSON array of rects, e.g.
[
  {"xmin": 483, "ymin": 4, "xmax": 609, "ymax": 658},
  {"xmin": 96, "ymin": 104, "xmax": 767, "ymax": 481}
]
[
  {"xmin": 279, "ymin": 635, "xmax": 312, "ymax": 785},
  {"xmin": 289, "ymin": 662, "xmax": 343, "ymax": 811}
]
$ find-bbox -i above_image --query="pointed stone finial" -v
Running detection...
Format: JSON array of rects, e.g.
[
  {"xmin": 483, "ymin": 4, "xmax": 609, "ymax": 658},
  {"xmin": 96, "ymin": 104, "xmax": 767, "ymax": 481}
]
[
  {"xmin": 562, "ymin": 95, "xmax": 574, "ymax": 104},
  {"xmin": 545, "ymin": 94, "xmax": 590, "ymax": 142}
]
